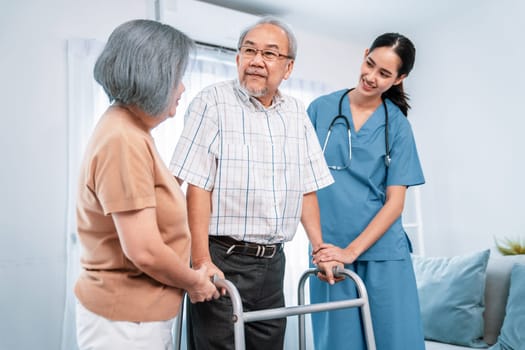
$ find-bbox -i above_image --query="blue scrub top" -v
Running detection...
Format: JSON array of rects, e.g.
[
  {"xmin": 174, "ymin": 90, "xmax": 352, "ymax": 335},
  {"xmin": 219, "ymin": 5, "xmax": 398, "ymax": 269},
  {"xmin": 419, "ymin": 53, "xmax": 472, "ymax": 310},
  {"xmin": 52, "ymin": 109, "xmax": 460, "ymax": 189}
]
[{"xmin": 307, "ymin": 89, "xmax": 425, "ymax": 260}]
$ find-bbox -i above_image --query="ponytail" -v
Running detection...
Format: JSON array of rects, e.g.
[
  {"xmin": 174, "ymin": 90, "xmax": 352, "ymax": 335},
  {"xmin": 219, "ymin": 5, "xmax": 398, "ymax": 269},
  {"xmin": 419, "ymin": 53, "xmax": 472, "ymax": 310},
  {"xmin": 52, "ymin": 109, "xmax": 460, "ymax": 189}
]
[{"xmin": 382, "ymin": 83, "xmax": 410, "ymax": 116}]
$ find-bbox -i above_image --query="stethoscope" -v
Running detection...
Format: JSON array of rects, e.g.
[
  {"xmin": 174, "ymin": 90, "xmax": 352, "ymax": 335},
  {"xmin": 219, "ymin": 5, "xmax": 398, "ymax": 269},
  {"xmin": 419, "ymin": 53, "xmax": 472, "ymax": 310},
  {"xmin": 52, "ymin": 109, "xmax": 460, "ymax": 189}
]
[{"xmin": 322, "ymin": 88, "xmax": 390, "ymax": 170}]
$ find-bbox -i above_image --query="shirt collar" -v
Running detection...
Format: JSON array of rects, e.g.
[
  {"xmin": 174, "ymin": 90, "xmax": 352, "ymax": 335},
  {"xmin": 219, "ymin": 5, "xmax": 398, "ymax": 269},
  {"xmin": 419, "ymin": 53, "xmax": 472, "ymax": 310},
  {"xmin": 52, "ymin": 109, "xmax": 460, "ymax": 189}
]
[{"xmin": 234, "ymin": 79, "xmax": 285, "ymax": 110}]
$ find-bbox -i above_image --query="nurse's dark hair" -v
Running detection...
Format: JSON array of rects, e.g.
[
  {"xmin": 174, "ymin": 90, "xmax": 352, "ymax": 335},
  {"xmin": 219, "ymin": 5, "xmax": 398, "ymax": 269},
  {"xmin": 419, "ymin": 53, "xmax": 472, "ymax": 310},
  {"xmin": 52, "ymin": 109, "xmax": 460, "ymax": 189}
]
[
  {"xmin": 370, "ymin": 32, "xmax": 415, "ymax": 116},
  {"xmin": 94, "ymin": 19, "xmax": 194, "ymax": 117}
]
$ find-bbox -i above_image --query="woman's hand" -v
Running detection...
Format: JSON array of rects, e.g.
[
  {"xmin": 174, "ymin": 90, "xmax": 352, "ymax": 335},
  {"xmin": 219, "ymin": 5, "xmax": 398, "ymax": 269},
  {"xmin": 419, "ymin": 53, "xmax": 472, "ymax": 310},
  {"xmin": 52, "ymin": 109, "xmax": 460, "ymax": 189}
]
[
  {"xmin": 312, "ymin": 243, "xmax": 359, "ymax": 265},
  {"xmin": 192, "ymin": 258, "xmax": 224, "ymax": 280},
  {"xmin": 191, "ymin": 258, "xmax": 227, "ymax": 296},
  {"xmin": 186, "ymin": 265, "xmax": 220, "ymax": 303}
]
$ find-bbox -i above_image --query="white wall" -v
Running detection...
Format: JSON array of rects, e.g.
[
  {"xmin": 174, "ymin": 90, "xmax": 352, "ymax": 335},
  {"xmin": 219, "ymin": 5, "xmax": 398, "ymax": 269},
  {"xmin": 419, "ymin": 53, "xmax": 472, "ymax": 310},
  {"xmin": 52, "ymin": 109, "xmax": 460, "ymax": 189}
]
[
  {"xmin": 1, "ymin": 0, "xmax": 523, "ymax": 348},
  {"xmin": 406, "ymin": 0, "xmax": 525, "ymax": 256}
]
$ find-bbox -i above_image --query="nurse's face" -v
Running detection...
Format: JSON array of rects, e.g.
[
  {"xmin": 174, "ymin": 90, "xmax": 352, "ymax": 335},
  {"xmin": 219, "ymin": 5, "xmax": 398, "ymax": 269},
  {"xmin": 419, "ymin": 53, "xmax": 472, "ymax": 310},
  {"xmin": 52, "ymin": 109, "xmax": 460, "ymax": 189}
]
[{"xmin": 357, "ymin": 46, "xmax": 406, "ymax": 97}]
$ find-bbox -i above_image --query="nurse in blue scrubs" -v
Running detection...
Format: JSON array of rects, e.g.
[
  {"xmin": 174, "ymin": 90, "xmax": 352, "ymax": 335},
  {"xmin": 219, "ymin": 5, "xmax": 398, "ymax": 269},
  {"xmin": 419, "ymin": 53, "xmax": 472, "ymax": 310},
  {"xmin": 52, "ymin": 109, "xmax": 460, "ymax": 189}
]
[{"xmin": 308, "ymin": 33, "xmax": 425, "ymax": 350}]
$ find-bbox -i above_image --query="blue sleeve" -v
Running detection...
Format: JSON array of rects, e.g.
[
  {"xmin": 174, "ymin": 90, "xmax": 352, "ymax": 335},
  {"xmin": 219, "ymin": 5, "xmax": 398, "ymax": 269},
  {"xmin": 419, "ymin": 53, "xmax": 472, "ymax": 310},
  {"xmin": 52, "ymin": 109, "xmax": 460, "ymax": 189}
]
[
  {"xmin": 307, "ymin": 99, "xmax": 319, "ymax": 128},
  {"xmin": 386, "ymin": 116, "xmax": 425, "ymax": 187}
]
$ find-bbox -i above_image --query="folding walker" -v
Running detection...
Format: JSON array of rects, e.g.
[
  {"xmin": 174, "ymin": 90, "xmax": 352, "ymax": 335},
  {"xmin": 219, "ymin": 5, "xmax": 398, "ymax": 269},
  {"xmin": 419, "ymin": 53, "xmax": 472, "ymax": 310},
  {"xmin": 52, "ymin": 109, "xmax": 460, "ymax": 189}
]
[{"xmin": 174, "ymin": 267, "xmax": 376, "ymax": 350}]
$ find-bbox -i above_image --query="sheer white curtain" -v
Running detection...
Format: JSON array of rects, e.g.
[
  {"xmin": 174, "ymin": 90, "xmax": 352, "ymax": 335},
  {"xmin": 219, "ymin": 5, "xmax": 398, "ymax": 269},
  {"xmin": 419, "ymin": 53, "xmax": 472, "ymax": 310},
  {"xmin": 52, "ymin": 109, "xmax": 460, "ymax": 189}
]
[
  {"xmin": 63, "ymin": 39, "xmax": 330, "ymax": 349},
  {"xmin": 152, "ymin": 44, "xmax": 238, "ymax": 163},
  {"xmin": 62, "ymin": 38, "xmax": 105, "ymax": 350}
]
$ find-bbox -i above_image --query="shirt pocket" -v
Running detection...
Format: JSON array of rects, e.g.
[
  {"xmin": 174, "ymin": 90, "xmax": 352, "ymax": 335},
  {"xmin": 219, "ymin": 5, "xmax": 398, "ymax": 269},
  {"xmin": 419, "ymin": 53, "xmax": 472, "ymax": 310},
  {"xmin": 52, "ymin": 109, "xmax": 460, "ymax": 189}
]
[
  {"xmin": 219, "ymin": 143, "xmax": 275, "ymax": 191},
  {"xmin": 219, "ymin": 143, "xmax": 301, "ymax": 192}
]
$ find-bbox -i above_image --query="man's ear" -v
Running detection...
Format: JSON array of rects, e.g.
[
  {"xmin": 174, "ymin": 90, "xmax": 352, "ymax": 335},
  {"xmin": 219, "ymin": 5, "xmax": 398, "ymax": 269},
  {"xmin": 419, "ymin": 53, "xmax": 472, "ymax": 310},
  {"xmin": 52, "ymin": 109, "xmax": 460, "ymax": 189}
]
[{"xmin": 283, "ymin": 59, "xmax": 294, "ymax": 80}]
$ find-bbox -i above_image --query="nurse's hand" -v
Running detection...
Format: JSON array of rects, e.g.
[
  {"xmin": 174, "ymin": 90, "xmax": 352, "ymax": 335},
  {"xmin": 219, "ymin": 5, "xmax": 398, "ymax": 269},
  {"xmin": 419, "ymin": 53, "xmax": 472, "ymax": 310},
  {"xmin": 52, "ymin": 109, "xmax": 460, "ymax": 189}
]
[{"xmin": 312, "ymin": 243, "xmax": 359, "ymax": 265}]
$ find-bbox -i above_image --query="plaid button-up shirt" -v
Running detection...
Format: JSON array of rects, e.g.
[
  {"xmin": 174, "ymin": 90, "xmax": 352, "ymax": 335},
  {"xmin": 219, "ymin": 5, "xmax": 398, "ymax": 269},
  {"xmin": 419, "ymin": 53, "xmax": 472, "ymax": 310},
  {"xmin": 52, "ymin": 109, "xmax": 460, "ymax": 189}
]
[{"xmin": 170, "ymin": 80, "xmax": 333, "ymax": 244}]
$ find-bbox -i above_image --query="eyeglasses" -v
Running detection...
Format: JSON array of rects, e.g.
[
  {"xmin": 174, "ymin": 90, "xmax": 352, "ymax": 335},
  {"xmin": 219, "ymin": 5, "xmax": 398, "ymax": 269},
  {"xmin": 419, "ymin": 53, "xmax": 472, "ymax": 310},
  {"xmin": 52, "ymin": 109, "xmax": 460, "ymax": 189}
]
[{"xmin": 238, "ymin": 46, "xmax": 294, "ymax": 61}]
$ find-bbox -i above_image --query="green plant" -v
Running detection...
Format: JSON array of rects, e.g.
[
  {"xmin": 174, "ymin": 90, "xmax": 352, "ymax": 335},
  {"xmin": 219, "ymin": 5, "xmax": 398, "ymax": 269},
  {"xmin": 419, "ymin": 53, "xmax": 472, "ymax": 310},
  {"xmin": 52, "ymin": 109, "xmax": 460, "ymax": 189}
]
[{"xmin": 494, "ymin": 237, "xmax": 525, "ymax": 255}]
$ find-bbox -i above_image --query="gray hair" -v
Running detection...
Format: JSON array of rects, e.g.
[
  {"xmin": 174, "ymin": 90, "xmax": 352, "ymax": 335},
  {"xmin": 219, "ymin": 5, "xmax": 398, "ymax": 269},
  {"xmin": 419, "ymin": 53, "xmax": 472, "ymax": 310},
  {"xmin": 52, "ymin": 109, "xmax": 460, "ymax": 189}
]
[
  {"xmin": 237, "ymin": 16, "xmax": 297, "ymax": 59},
  {"xmin": 94, "ymin": 19, "xmax": 193, "ymax": 116}
]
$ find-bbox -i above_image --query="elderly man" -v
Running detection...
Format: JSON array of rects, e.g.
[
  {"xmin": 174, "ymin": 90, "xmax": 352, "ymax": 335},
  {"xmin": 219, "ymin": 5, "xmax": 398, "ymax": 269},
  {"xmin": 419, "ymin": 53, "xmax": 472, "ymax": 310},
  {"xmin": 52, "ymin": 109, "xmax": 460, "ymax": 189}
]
[{"xmin": 170, "ymin": 17, "xmax": 338, "ymax": 350}]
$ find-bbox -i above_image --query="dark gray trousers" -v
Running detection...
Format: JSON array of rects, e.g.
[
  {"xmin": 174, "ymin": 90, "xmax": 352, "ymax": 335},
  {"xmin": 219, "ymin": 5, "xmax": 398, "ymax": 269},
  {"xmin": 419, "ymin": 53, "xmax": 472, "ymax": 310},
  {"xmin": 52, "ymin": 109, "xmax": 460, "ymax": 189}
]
[{"xmin": 187, "ymin": 239, "xmax": 286, "ymax": 350}]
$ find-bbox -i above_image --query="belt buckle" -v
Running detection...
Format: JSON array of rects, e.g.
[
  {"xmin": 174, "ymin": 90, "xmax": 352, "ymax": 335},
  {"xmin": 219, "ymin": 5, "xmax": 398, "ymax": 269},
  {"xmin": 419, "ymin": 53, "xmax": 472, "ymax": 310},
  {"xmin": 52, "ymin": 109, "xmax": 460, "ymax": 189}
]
[{"xmin": 258, "ymin": 244, "xmax": 277, "ymax": 258}]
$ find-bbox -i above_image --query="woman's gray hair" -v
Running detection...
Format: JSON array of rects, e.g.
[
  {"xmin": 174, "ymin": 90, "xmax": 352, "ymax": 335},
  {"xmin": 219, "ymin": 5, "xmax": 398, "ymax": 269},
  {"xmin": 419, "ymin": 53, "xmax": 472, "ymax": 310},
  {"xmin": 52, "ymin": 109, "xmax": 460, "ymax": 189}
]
[
  {"xmin": 237, "ymin": 16, "xmax": 297, "ymax": 59},
  {"xmin": 94, "ymin": 19, "xmax": 193, "ymax": 117}
]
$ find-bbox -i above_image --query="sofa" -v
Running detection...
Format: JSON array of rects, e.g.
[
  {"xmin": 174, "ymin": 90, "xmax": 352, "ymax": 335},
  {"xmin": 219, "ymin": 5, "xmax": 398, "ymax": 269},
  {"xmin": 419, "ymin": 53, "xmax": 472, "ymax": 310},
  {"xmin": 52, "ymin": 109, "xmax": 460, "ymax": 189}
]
[{"xmin": 412, "ymin": 250, "xmax": 525, "ymax": 350}]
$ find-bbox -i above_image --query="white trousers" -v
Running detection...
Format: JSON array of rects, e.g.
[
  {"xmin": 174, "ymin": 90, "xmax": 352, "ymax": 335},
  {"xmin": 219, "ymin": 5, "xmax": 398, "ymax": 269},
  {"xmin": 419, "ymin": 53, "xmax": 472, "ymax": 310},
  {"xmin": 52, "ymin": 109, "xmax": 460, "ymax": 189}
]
[{"xmin": 76, "ymin": 302, "xmax": 174, "ymax": 350}]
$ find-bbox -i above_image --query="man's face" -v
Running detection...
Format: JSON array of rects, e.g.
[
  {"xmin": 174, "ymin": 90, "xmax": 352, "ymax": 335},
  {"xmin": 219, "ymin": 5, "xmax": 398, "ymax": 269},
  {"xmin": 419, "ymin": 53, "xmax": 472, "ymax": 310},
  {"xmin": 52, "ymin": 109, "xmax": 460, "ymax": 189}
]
[{"xmin": 236, "ymin": 23, "xmax": 294, "ymax": 107}]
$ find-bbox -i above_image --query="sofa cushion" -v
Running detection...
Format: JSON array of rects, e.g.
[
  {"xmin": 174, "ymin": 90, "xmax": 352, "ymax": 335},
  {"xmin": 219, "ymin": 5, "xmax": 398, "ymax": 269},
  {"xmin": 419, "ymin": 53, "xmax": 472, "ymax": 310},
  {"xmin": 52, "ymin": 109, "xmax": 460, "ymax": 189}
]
[
  {"xmin": 483, "ymin": 255, "xmax": 525, "ymax": 345},
  {"xmin": 412, "ymin": 249, "xmax": 490, "ymax": 347},
  {"xmin": 488, "ymin": 263, "xmax": 525, "ymax": 350}
]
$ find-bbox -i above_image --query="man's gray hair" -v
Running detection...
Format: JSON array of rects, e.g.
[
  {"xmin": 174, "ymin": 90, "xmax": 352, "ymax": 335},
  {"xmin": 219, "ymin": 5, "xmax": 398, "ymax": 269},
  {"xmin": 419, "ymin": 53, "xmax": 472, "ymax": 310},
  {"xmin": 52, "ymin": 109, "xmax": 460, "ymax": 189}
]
[
  {"xmin": 94, "ymin": 19, "xmax": 193, "ymax": 116},
  {"xmin": 237, "ymin": 16, "xmax": 297, "ymax": 59}
]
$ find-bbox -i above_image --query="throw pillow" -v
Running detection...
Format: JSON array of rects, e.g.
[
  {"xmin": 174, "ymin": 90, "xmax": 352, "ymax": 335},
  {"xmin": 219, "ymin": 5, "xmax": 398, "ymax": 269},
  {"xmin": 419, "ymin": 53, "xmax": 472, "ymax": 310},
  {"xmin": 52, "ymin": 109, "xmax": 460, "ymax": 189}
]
[
  {"xmin": 483, "ymin": 254, "xmax": 525, "ymax": 345},
  {"xmin": 412, "ymin": 249, "xmax": 490, "ymax": 347},
  {"xmin": 488, "ymin": 263, "xmax": 525, "ymax": 350}
]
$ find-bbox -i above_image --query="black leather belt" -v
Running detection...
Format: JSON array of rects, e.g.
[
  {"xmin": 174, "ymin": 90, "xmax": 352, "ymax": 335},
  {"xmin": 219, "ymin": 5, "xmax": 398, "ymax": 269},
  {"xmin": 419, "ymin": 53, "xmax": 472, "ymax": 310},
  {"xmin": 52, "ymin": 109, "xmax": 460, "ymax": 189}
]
[{"xmin": 210, "ymin": 235, "xmax": 283, "ymax": 259}]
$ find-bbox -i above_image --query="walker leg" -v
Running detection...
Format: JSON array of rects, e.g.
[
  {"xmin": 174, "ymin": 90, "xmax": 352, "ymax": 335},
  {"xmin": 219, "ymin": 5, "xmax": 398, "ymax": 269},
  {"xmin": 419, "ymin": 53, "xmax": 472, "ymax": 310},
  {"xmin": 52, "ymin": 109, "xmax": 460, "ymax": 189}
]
[
  {"xmin": 174, "ymin": 294, "xmax": 185, "ymax": 350},
  {"xmin": 297, "ymin": 267, "xmax": 376, "ymax": 350},
  {"xmin": 214, "ymin": 277, "xmax": 247, "ymax": 350}
]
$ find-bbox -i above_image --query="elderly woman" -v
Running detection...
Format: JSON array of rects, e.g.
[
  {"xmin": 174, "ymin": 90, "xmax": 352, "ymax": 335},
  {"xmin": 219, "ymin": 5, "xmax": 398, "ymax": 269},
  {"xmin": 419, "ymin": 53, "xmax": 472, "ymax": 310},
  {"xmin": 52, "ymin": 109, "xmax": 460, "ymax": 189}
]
[{"xmin": 74, "ymin": 19, "xmax": 219, "ymax": 350}]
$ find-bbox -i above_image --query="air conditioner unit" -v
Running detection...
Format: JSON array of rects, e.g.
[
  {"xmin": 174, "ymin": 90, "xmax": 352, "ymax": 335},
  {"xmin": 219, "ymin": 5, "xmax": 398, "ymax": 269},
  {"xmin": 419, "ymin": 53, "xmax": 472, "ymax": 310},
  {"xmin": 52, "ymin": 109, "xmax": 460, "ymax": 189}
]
[{"xmin": 160, "ymin": 0, "xmax": 260, "ymax": 49}]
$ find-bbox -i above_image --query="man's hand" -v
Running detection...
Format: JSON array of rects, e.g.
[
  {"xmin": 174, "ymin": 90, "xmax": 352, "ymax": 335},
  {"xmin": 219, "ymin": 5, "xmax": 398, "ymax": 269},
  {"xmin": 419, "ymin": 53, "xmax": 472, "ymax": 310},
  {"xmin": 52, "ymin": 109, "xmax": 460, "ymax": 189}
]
[
  {"xmin": 193, "ymin": 258, "xmax": 224, "ymax": 279},
  {"xmin": 315, "ymin": 260, "xmax": 345, "ymax": 285}
]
